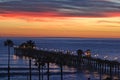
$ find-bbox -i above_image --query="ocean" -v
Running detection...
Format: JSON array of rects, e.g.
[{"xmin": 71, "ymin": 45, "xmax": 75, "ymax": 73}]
[{"xmin": 0, "ymin": 37, "xmax": 120, "ymax": 80}]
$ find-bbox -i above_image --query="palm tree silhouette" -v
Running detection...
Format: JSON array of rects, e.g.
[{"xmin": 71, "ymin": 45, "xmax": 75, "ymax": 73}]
[
  {"xmin": 26, "ymin": 40, "xmax": 36, "ymax": 48},
  {"xmin": 25, "ymin": 40, "xmax": 36, "ymax": 80},
  {"xmin": 4, "ymin": 39, "xmax": 14, "ymax": 80},
  {"xmin": 77, "ymin": 49, "xmax": 84, "ymax": 57},
  {"xmin": 19, "ymin": 40, "xmax": 36, "ymax": 49},
  {"xmin": 19, "ymin": 42, "xmax": 27, "ymax": 48}
]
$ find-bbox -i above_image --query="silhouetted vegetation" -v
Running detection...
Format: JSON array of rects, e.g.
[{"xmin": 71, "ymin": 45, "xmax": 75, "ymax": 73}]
[
  {"xmin": 4, "ymin": 39, "xmax": 14, "ymax": 80},
  {"xmin": 19, "ymin": 40, "xmax": 36, "ymax": 49}
]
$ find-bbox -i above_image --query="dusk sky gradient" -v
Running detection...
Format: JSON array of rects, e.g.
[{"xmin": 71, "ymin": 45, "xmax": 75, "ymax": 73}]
[{"xmin": 0, "ymin": 0, "xmax": 120, "ymax": 38}]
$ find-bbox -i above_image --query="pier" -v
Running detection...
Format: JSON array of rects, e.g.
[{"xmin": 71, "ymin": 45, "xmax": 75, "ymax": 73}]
[{"xmin": 13, "ymin": 47, "xmax": 120, "ymax": 80}]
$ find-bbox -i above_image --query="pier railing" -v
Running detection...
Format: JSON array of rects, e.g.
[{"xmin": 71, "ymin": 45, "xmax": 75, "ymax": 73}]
[{"xmin": 14, "ymin": 48, "xmax": 120, "ymax": 79}]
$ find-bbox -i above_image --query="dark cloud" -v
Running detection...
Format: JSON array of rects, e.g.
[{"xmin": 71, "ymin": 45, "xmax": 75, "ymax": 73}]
[{"xmin": 0, "ymin": 0, "xmax": 120, "ymax": 17}]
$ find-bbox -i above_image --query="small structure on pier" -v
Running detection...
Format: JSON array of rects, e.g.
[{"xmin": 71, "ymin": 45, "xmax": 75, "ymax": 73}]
[{"xmin": 85, "ymin": 49, "xmax": 91, "ymax": 57}]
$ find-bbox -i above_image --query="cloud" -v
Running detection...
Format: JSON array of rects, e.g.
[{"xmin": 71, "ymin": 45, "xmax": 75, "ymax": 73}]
[
  {"xmin": 105, "ymin": 0, "xmax": 120, "ymax": 3},
  {"xmin": 0, "ymin": 0, "xmax": 120, "ymax": 17},
  {"xmin": 0, "ymin": 0, "xmax": 21, "ymax": 3},
  {"xmin": 98, "ymin": 20, "xmax": 120, "ymax": 24}
]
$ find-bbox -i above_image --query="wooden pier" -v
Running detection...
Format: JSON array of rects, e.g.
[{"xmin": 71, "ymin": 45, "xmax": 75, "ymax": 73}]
[{"xmin": 14, "ymin": 48, "xmax": 120, "ymax": 80}]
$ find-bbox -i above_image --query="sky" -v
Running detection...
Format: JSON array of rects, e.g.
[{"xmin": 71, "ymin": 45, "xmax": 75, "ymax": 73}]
[{"xmin": 0, "ymin": 0, "xmax": 120, "ymax": 38}]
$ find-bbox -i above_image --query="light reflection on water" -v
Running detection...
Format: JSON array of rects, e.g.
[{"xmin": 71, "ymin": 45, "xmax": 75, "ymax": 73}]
[
  {"xmin": 93, "ymin": 72, "xmax": 99, "ymax": 79},
  {"xmin": 0, "ymin": 54, "xmax": 119, "ymax": 80},
  {"xmin": 1, "ymin": 38, "xmax": 120, "ymax": 80},
  {"xmin": 13, "ymin": 55, "xmax": 19, "ymax": 60},
  {"xmin": 63, "ymin": 66, "xmax": 77, "ymax": 72}
]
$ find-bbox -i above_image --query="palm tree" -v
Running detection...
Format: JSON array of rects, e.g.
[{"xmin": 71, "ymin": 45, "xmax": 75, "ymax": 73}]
[
  {"xmin": 25, "ymin": 40, "xmax": 36, "ymax": 80},
  {"xmin": 19, "ymin": 42, "xmax": 27, "ymax": 48},
  {"xmin": 26, "ymin": 40, "xmax": 36, "ymax": 49},
  {"xmin": 77, "ymin": 49, "xmax": 84, "ymax": 68},
  {"xmin": 4, "ymin": 39, "xmax": 14, "ymax": 80},
  {"xmin": 77, "ymin": 49, "xmax": 84, "ymax": 57},
  {"xmin": 19, "ymin": 40, "xmax": 36, "ymax": 49}
]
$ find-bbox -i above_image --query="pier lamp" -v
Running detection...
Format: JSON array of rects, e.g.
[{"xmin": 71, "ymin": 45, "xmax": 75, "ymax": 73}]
[
  {"xmin": 45, "ymin": 48, "xmax": 48, "ymax": 51},
  {"xmin": 94, "ymin": 54, "xmax": 99, "ymax": 58},
  {"xmin": 114, "ymin": 57, "xmax": 118, "ymax": 61},
  {"xmin": 104, "ymin": 56, "xmax": 108, "ymax": 60},
  {"xmin": 40, "ymin": 48, "xmax": 43, "ymax": 50}
]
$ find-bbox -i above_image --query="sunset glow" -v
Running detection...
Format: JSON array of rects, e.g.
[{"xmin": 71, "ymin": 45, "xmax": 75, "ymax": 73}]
[{"xmin": 0, "ymin": 0, "xmax": 120, "ymax": 38}]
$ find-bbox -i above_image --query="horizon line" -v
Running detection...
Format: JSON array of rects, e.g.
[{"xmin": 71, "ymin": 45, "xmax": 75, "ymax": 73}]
[{"xmin": 1, "ymin": 36, "xmax": 120, "ymax": 39}]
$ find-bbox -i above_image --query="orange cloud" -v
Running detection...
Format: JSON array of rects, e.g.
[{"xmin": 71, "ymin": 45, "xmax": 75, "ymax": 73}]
[
  {"xmin": 0, "ymin": 10, "xmax": 120, "ymax": 21},
  {"xmin": 0, "ymin": 11, "xmax": 120, "ymax": 38},
  {"xmin": 106, "ymin": 12, "xmax": 120, "ymax": 17}
]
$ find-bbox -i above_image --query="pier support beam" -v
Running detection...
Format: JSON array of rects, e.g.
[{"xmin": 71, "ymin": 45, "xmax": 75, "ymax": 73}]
[
  {"xmin": 38, "ymin": 64, "xmax": 41, "ymax": 80},
  {"xmin": 42, "ymin": 65, "xmax": 44, "ymax": 80},
  {"xmin": 29, "ymin": 59, "xmax": 32, "ymax": 80},
  {"xmin": 47, "ymin": 62, "xmax": 50, "ymax": 80},
  {"xmin": 8, "ymin": 65, "xmax": 10, "ymax": 80},
  {"xmin": 110, "ymin": 62, "xmax": 112, "ymax": 80},
  {"xmin": 60, "ymin": 63, "xmax": 63, "ymax": 80},
  {"xmin": 8, "ymin": 46, "xmax": 10, "ymax": 80}
]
